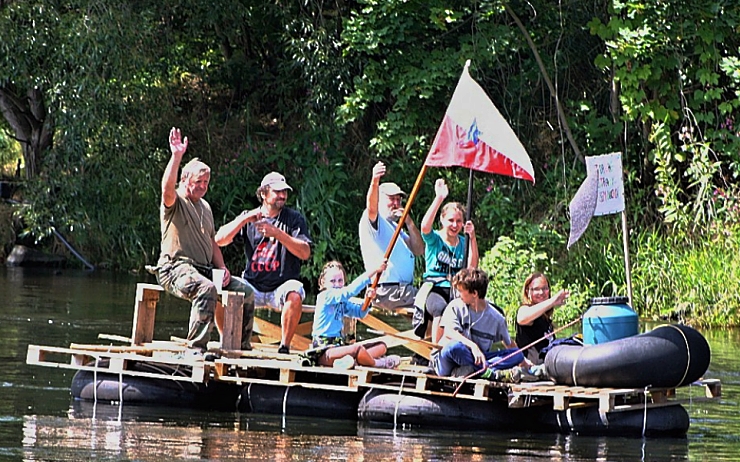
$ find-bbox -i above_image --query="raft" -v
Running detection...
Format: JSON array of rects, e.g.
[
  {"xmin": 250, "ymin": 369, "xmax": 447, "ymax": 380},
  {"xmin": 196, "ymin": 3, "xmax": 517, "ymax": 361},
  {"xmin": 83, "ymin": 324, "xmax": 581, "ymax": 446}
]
[
  {"xmin": 34, "ymin": 321, "xmax": 718, "ymax": 439},
  {"xmin": 544, "ymin": 324, "xmax": 711, "ymax": 388}
]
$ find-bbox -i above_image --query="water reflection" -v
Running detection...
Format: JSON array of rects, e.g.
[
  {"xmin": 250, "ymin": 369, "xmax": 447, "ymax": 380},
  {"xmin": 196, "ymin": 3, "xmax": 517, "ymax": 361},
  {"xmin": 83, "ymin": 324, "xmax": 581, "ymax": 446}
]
[
  {"xmin": 4, "ymin": 267, "xmax": 740, "ymax": 461},
  {"xmin": 22, "ymin": 406, "xmax": 694, "ymax": 462}
]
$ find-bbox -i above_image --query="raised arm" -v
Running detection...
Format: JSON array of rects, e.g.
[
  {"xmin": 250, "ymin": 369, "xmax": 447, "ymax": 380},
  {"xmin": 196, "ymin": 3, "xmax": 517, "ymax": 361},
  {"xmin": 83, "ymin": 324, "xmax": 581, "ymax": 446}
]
[
  {"xmin": 517, "ymin": 289, "xmax": 570, "ymax": 325},
  {"xmin": 161, "ymin": 127, "xmax": 188, "ymax": 208},
  {"xmin": 215, "ymin": 208, "xmax": 263, "ymax": 246},
  {"xmin": 421, "ymin": 179, "xmax": 448, "ymax": 234},
  {"xmin": 366, "ymin": 161, "xmax": 385, "ymax": 223},
  {"xmin": 465, "ymin": 221, "xmax": 479, "ymax": 268}
]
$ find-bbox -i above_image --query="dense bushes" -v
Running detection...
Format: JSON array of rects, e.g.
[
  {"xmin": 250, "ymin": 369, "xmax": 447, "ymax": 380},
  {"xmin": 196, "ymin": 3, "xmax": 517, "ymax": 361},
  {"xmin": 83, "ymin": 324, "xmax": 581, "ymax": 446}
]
[{"xmin": 2, "ymin": 0, "xmax": 740, "ymax": 325}]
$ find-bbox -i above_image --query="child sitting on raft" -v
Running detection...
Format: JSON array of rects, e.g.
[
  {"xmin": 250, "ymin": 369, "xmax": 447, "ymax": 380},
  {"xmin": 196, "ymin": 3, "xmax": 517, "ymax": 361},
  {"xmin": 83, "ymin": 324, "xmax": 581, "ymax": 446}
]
[
  {"xmin": 309, "ymin": 260, "xmax": 400, "ymax": 369},
  {"xmin": 431, "ymin": 268, "xmax": 529, "ymax": 381}
]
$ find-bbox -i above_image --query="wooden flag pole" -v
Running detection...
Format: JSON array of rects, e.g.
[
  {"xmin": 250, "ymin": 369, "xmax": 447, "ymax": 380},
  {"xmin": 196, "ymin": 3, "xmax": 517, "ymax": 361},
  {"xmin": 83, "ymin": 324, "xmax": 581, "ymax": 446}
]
[
  {"xmin": 621, "ymin": 207, "xmax": 634, "ymax": 307},
  {"xmin": 362, "ymin": 164, "xmax": 430, "ymax": 311}
]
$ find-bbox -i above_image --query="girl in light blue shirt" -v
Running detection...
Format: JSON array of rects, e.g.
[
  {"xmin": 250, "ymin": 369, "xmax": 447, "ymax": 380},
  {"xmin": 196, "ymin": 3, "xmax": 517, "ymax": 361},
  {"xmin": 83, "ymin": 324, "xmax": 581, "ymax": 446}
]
[{"xmin": 310, "ymin": 260, "xmax": 400, "ymax": 369}]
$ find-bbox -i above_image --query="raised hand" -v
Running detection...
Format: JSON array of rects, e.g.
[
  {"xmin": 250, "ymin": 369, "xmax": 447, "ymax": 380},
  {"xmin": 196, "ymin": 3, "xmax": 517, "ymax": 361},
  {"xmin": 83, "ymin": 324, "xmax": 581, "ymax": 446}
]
[
  {"xmin": 169, "ymin": 127, "xmax": 188, "ymax": 158},
  {"xmin": 372, "ymin": 161, "xmax": 386, "ymax": 181},
  {"xmin": 365, "ymin": 287, "xmax": 377, "ymax": 300},
  {"xmin": 434, "ymin": 178, "xmax": 449, "ymax": 199},
  {"xmin": 372, "ymin": 260, "xmax": 388, "ymax": 277},
  {"xmin": 255, "ymin": 219, "xmax": 280, "ymax": 239}
]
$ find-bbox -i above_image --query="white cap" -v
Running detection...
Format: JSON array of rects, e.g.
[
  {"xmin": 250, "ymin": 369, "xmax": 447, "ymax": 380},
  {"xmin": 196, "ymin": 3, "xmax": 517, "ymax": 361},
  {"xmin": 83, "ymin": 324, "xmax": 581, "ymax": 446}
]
[
  {"xmin": 260, "ymin": 172, "xmax": 292, "ymax": 191},
  {"xmin": 379, "ymin": 182, "xmax": 406, "ymax": 196}
]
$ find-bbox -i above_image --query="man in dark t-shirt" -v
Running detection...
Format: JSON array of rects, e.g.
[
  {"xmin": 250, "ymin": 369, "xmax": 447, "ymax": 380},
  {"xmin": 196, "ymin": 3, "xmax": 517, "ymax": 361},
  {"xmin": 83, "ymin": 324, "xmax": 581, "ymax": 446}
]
[{"xmin": 216, "ymin": 172, "xmax": 312, "ymax": 354}]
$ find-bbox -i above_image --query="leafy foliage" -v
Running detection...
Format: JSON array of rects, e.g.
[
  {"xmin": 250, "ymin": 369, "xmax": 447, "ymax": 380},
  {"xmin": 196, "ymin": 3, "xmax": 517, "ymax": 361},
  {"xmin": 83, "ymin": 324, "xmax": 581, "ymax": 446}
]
[{"xmin": 1, "ymin": 0, "xmax": 740, "ymax": 325}]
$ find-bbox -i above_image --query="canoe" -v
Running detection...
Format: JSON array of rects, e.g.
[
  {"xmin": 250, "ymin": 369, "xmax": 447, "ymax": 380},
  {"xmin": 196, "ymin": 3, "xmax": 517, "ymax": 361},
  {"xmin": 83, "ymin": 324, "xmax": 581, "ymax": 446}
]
[{"xmin": 544, "ymin": 324, "xmax": 710, "ymax": 388}]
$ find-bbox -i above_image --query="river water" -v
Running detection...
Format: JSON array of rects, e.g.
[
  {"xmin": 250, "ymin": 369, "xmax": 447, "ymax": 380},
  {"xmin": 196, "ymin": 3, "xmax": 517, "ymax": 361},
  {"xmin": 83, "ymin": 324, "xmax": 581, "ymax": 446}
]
[{"xmin": 1, "ymin": 266, "xmax": 738, "ymax": 461}]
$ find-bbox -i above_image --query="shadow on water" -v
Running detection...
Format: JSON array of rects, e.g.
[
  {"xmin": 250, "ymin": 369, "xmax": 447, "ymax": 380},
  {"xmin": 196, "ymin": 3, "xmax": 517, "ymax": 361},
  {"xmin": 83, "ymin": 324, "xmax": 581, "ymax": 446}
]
[{"xmin": 2, "ymin": 267, "xmax": 740, "ymax": 460}]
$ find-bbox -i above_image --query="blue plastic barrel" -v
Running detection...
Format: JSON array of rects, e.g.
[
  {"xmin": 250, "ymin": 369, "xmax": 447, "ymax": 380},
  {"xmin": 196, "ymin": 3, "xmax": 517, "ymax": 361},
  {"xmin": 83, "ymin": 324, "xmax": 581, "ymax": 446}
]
[{"xmin": 582, "ymin": 296, "xmax": 638, "ymax": 345}]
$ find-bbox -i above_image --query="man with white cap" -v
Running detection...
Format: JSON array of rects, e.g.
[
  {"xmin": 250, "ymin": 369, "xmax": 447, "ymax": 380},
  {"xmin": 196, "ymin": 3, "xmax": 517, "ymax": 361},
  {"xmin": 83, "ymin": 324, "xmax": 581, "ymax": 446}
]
[
  {"xmin": 359, "ymin": 161, "xmax": 424, "ymax": 311},
  {"xmin": 216, "ymin": 171, "xmax": 311, "ymax": 354}
]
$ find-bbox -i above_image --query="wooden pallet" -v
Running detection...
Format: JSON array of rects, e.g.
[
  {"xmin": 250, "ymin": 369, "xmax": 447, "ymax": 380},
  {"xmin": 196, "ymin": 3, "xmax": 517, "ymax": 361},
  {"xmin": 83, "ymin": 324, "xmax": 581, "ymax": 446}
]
[
  {"xmin": 211, "ymin": 356, "xmax": 506, "ymax": 400},
  {"xmin": 213, "ymin": 357, "xmax": 373, "ymax": 392},
  {"xmin": 27, "ymin": 339, "xmax": 724, "ymax": 415},
  {"xmin": 352, "ymin": 366, "xmax": 498, "ymax": 401},
  {"xmin": 506, "ymin": 378, "xmax": 722, "ymax": 413},
  {"xmin": 26, "ymin": 344, "xmax": 208, "ymax": 382}
]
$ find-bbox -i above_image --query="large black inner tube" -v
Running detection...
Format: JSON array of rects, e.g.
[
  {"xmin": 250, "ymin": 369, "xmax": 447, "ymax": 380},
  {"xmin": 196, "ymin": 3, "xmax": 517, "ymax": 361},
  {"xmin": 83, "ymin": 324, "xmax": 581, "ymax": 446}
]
[
  {"xmin": 70, "ymin": 359, "xmax": 240, "ymax": 410},
  {"xmin": 545, "ymin": 324, "xmax": 710, "ymax": 388}
]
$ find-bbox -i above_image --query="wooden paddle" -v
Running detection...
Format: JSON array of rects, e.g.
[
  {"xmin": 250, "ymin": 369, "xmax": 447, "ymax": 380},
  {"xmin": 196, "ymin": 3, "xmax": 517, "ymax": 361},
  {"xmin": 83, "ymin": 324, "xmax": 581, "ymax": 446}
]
[{"xmin": 366, "ymin": 329, "xmax": 442, "ymax": 350}]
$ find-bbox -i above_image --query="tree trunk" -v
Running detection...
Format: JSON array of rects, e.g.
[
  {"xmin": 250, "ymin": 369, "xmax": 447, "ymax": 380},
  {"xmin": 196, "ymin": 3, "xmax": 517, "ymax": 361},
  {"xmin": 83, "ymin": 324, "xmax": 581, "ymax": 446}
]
[{"xmin": 0, "ymin": 84, "xmax": 53, "ymax": 179}]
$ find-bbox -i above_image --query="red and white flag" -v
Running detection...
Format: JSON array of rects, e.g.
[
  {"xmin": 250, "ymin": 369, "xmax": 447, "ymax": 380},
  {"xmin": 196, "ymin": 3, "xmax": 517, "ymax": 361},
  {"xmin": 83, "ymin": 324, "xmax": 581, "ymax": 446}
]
[{"xmin": 425, "ymin": 60, "xmax": 535, "ymax": 183}]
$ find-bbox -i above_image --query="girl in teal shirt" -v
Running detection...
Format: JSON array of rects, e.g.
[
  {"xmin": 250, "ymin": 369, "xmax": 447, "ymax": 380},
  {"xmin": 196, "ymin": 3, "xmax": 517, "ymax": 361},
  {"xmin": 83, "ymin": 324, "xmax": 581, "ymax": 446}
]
[{"xmin": 418, "ymin": 178, "xmax": 479, "ymax": 344}]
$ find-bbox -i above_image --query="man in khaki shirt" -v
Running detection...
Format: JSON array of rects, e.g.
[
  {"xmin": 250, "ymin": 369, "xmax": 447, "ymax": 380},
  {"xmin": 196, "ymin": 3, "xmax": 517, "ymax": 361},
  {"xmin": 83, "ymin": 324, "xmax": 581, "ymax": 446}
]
[{"xmin": 155, "ymin": 127, "xmax": 260, "ymax": 351}]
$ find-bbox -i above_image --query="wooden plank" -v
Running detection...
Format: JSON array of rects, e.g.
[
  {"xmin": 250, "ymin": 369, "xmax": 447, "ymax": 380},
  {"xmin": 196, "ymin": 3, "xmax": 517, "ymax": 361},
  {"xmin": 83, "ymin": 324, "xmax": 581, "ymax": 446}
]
[
  {"xmin": 69, "ymin": 343, "xmax": 153, "ymax": 354},
  {"xmin": 220, "ymin": 291, "xmax": 244, "ymax": 350},
  {"xmin": 553, "ymin": 394, "xmax": 569, "ymax": 410},
  {"xmin": 350, "ymin": 370, "xmax": 374, "ymax": 386},
  {"xmin": 130, "ymin": 284, "xmax": 163, "ymax": 346},
  {"xmin": 217, "ymin": 375, "xmax": 359, "ymax": 392},
  {"xmin": 280, "ymin": 368, "xmax": 295, "ymax": 384},
  {"xmin": 473, "ymin": 381, "xmax": 488, "ymax": 398},
  {"xmin": 599, "ymin": 393, "xmax": 616, "ymax": 414},
  {"xmin": 192, "ymin": 364, "xmax": 206, "ymax": 382},
  {"xmin": 251, "ymin": 334, "xmax": 281, "ymax": 345},
  {"xmin": 701, "ymin": 379, "xmax": 722, "ymax": 398},
  {"xmin": 108, "ymin": 357, "xmax": 127, "ymax": 372},
  {"xmin": 26, "ymin": 344, "xmax": 42, "ymax": 364},
  {"xmin": 294, "ymin": 321, "xmax": 313, "ymax": 337},
  {"xmin": 253, "ymin": 317, "xmax": 311, "ymax": 350},
  {"xmin": 256, "ymin": 304, "xmax": 316, "ymax": 314},
  {"xmin": 98, "ymin": 333, "xmax": 132, "ymax": 343},
  {"xmin": 650, "ymin": 390, "xmax": 669, "ymax": 404},
  {"xmin": 26, "ymin": 345, "xmax": 207, "ymax": 383},
  {"xmin": 213, "ymin": 362, "xmax": 228, "ymax": 378}
]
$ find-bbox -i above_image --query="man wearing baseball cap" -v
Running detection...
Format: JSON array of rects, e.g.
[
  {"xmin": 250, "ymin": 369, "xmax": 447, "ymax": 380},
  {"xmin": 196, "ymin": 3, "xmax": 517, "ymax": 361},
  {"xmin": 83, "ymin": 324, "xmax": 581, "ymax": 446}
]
[
  {"xmin": 359, "ymin": 161, "xmax": 424, "ymax": 311},
  {"xmin": 216, "ymin": 171, "xmax": 312, "ymax": 354}
]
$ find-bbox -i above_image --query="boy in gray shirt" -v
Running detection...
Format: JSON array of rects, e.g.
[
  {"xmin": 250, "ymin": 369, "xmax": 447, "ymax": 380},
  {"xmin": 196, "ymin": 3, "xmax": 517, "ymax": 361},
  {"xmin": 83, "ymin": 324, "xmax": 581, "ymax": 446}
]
[{"xmin": 431, "ymin": 268, "xmax": 524, "ymax": 378}]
